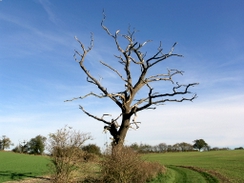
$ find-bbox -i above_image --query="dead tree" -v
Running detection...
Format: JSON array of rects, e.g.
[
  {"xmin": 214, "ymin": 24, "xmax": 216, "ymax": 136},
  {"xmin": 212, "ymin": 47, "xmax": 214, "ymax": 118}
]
[{"xmin": 66, "ymin": 13, "xmax": 198, "ymax": 149}]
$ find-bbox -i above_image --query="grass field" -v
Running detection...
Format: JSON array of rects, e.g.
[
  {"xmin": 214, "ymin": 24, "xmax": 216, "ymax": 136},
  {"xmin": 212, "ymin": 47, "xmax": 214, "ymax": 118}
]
[
  {"xmin": 1, "ymin": 150, "xmax": 244, "ymax": 182},
  {"xmin": 145, "ymin": 150, "xmax": 244, "ymax": 183},
  {"xmin": 0, "ymin": 151, "xmax": 50, "ymax": 183}
]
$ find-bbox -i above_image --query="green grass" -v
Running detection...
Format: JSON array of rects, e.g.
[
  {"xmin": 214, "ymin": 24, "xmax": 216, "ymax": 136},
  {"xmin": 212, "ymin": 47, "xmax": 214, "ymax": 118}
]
[
  {"xmin": 0, "ymin": 151, "xmax": 50, "ymax": 183},
  {"xmin": 1, "ymin": 150, "xmax": 244, "ymax": 183},
  {"xmin": 145, "ymin": 150, "xmax": 244, "ymax": 183}
]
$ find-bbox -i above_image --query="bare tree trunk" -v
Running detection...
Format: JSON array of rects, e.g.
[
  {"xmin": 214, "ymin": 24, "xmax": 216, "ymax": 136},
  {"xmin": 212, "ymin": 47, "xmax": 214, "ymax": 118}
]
[{"xmin": 111, "ymin": 113, "xmax": 131, "ymax": 151}]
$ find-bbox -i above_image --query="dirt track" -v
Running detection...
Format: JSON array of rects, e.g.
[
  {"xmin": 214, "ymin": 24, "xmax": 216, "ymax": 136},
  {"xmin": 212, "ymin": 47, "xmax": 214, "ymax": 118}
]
[{"xmin": 5, "ymin": 177, "xmax": 51, "ymax": 183}]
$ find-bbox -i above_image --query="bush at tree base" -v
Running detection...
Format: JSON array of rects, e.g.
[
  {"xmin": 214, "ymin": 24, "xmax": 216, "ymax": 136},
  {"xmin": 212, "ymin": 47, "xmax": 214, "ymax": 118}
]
[{"xmin": 99, "ymin": 147, "xmax": 165, "ymax": 183}]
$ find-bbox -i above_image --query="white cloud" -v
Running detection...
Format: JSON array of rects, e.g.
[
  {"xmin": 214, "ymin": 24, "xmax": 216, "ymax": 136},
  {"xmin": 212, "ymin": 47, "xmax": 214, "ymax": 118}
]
[
  {"xmin": 38, "ymin": 0, "xmax": 59, "ymax": 25},
  {"xmin": 124, "ymin": 93, "xmax": 244, "ymax": 148}
]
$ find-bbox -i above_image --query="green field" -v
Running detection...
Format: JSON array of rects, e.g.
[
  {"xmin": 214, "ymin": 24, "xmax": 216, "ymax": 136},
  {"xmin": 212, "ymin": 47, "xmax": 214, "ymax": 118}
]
[
  {"xmin": 145, "ymin": 150, "xmax": 244, "ymax": 183},
  {"xmin": 0, "ymin": 151, "xmax": 50, "ymax": 183},
  {"xmin": 1, "ymin": 150, "xmax": 244, "ymax": 182}
]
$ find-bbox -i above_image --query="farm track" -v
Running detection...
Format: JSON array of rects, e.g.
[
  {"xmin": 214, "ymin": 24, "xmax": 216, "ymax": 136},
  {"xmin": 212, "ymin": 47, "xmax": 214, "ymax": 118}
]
[
  {"xmin": 4, "ymin": 176, "xmax": 51, "ymax": 183},
  {"xmin": 180, "ymin": 166, "xmax": 231, "ymax": 183},
  {"xmin": 169, "ymin": 165, "xmax": 231, "ymax": 183},
  {"xmin": 167, "ymin": 166, "xmax": 188, "ymax": 182}
]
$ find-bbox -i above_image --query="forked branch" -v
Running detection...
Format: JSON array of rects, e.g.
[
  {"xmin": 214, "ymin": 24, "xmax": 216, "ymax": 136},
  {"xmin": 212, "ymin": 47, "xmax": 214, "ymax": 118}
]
[
  {"xmin": 135, "ymin": 83, "xmax": 199, "ymax": 112},
  {"xmin": 73, "ymin": 35, "xmax": 123, "ymax": 109},
  {"xmin": 79, "ymin": 106, "xmax": 122, "ymax": 125}
]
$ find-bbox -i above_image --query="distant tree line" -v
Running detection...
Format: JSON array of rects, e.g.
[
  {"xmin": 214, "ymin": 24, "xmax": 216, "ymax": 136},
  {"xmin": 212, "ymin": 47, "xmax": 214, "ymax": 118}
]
[
  {"xmin": 128, "ymin": 142, "xmax": 196, "ymax": 153},
  {"xmin": 1, "ymin": 134, "xmax": 243, "ymax": 154},
  {"xmin": 127, "ymin": 139, "xmax": 209, "ymax": 153},
  {"xmin": 127, "ymin": 139, "xmax": 243, "ymax": 153},
  {"xmin": 0, "ymin": 133, "xmax": 101, "ymax": 157},
  {"xmin": 234, "ymin": 147, "xmax": 244, "ymax": 150}
]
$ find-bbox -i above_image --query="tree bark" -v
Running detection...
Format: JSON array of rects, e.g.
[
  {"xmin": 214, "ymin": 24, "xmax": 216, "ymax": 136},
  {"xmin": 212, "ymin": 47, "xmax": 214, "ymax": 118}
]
[{"xmin": 111, "ymin": 113, "xmax": 131, "ymax": 150}]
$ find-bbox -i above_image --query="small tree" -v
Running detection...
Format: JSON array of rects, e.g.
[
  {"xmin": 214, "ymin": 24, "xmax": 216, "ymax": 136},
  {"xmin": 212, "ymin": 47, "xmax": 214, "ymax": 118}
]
[
  {"xmin": 28, "ymin": 135, "xmax": 47, "ymax": 155},
  {"xmin": 128, "ymin": 143, "xmax": 140, "ymax": 152},
  {"xmin": 178, "ymin": 142, "xmax": 193, "ymax": 152},
  {"xmin": 0, "ymin": 135, "xmax": 13, "ymax": 150},
  {"xmin": 66, "ymin": 12, "xmax": 198, "ymax": 150},
  {"xmin": 82, "ymin": 144, "xmax": 101, "ymax": 155},
  {"xmin": 138, "ymin": 143, "xmax": 153, "ymax": 153},
  {"xmin": 157, "ymin": 143, "xmax": 168, "ymax": 153},
  {"xmin": 48, "ymin": 126, "xmax": 92, "ymax": 183},
  {"xmin": 19, "ymin": 140, "xmax": 29, "ymax": 153},
  {"xmin": 193, "ymin": 139, "xmax": 208, "ymax": 151}
]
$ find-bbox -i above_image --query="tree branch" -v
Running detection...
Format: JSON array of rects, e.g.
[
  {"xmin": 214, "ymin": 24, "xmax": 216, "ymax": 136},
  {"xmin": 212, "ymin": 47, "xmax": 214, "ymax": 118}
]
[
  {"xmin": 145, "ymin": 69, "xmax": 184, "ymax": 84},
  {"xmin": 73, "ymin": 35, "xmax": 123, "ymax": 109},
  {"xmin": 101, "ymin": 10, "xmax": 124, "ymax": 53},
  {"xmin": 79, "ymin": 106, "xmax": 111, "ymax": 125},
  {"xmin": 135, "ymin": 83, "xmax": 199, "ymax": 112},
  {"xmin": 146, "ymin": 42, "xmax": 183, "ymax": 68},
  {"xmin": 99, "ymin": 61, "xmax": 127, "ymax": 82},
  {"xmin": 64, "ymin": 92, "xmax": 106, "ymax": 102}
]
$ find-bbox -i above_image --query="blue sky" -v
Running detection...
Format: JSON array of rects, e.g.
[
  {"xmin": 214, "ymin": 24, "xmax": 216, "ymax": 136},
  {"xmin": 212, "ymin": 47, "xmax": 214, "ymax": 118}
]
[{"xmin": 0, "ymin": 0, "xmax": 243, "ymax": 150}]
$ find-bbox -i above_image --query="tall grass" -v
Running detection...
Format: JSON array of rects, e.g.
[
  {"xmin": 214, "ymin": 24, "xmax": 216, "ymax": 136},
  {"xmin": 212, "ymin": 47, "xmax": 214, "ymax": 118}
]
[{"xmin": 0, "ymin": 151, "xmax": 50, "ymax": 183}]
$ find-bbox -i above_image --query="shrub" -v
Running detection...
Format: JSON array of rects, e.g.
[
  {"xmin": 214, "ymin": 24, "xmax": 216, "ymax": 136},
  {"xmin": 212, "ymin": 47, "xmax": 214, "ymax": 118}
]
[
  {"xmin": 83, "ymin": 152, "xmax": 100, "ymax": 162},
  {"xmin": 47, "ymin": 126, "xmax": 92, "ymax": 183},
  {"xmin": 100, "ymin": 147, "xmax": 165, "ymax": 183},
  {"xmin": 82, "ymin": 144, "xmax": 101, "ymax": 156},
  {"xmin": 12, "ymin": 145, "xmax": 21, "ymax": 153}
]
